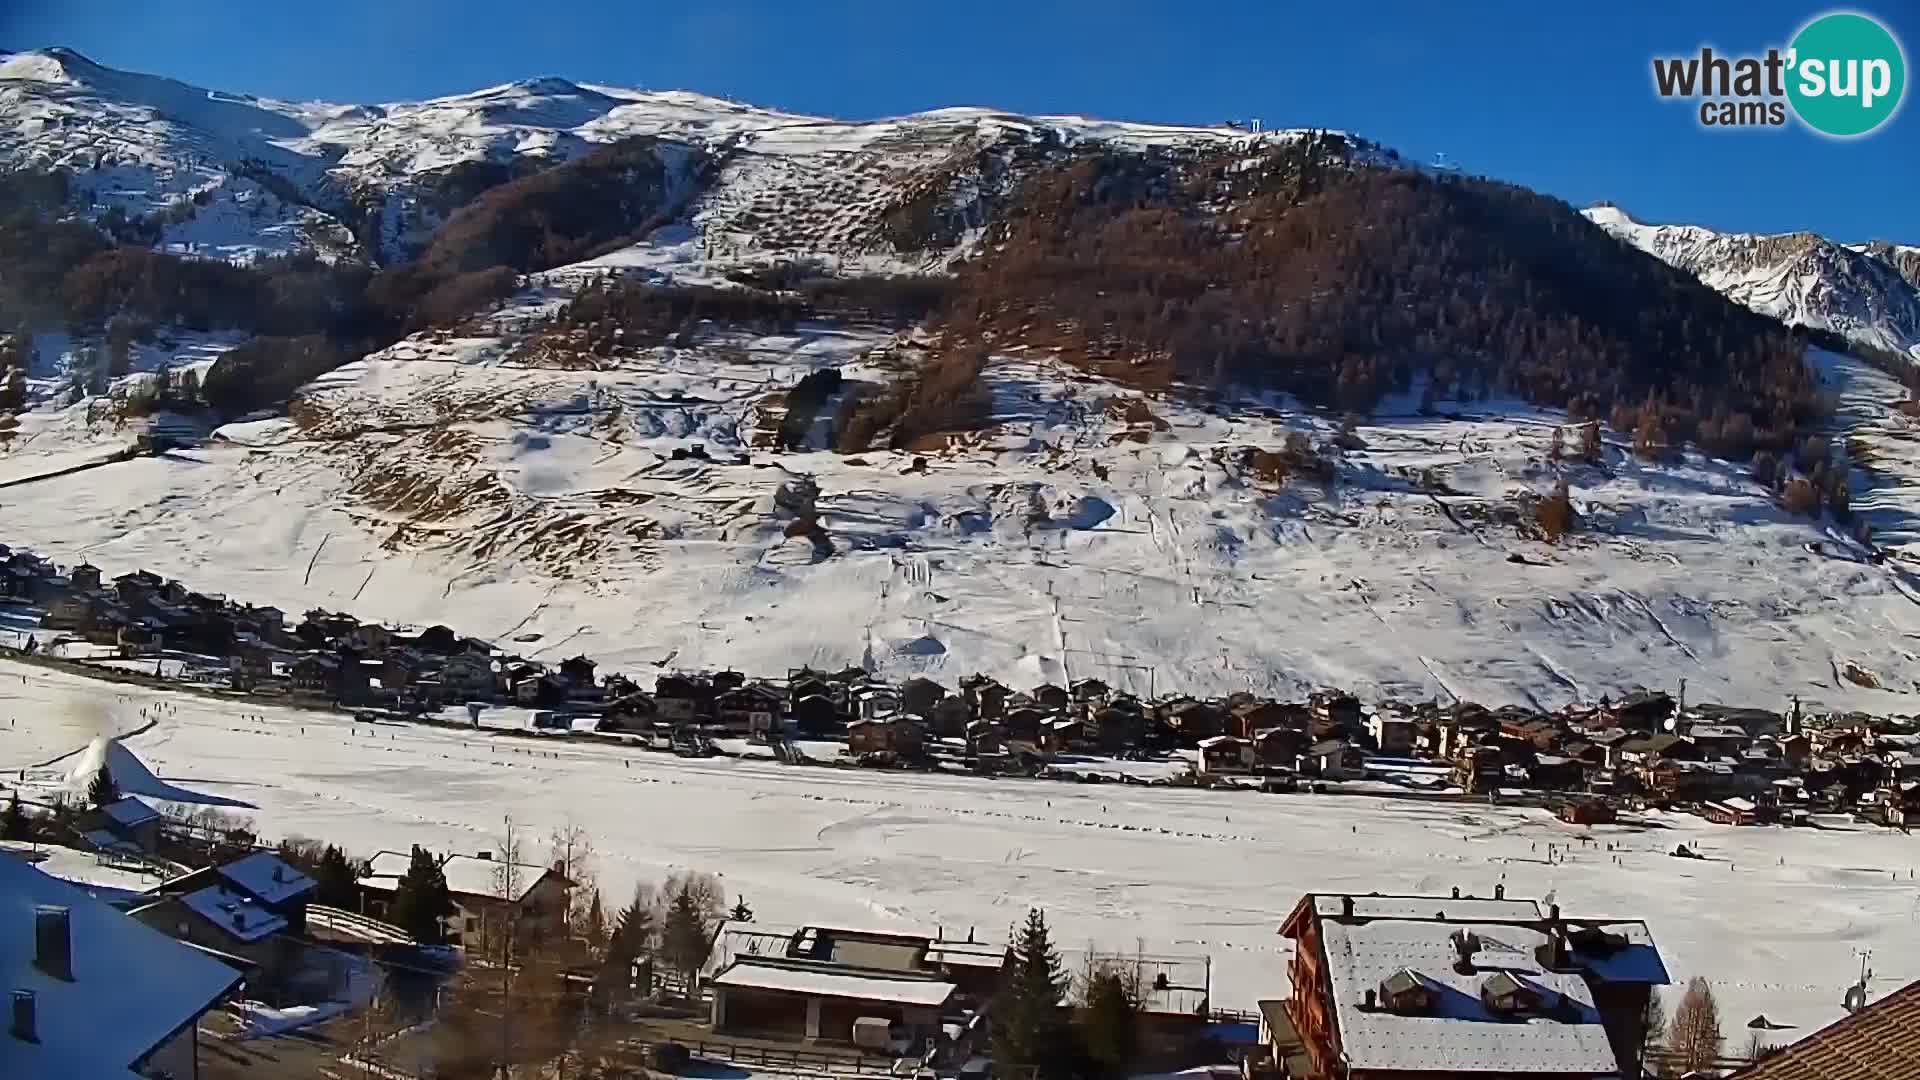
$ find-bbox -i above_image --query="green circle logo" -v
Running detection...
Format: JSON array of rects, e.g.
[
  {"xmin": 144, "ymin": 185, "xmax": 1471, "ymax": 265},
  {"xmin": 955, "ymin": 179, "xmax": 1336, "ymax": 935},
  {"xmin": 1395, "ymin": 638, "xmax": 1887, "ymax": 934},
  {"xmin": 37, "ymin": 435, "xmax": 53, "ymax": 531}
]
[{"xmin": 1787, "ymin": 12, "xmax": 1906, "ymax": 136}]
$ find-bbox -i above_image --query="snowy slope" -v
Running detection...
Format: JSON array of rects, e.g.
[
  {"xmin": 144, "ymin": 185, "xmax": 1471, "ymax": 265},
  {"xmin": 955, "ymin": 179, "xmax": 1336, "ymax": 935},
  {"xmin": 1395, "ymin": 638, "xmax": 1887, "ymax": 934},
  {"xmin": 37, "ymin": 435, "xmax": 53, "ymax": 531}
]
[
  {"xmin": 5, "ymin": 310, "xmax": 1920, "ymax": 713},
  {"xmin": 0, "ymin": 48, "xmax": 360, "ymax": 261},
  {"xmin": 1583, "ymin": 205, "xmax": 1920, "ymax": 363},
  {"xmin": 0, "ymin": 47, "xmax": 1340, "ymax": 266}
]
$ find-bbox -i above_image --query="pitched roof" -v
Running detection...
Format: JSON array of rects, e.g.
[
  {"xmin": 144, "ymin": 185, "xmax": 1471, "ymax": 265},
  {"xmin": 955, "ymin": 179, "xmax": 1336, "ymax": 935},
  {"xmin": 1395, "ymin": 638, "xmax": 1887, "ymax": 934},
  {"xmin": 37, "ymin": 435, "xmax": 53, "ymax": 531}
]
[
  {"xmin": 924, "ymin": 941, "xmax": 1009, "ymax": 971},
  {"xmin": 1730, "ymin": 978, "xmax": 1920, "ymax": 1080},
  {"xmin": 176, "ymin": 884, "xmax": 289, "ymax": 943},
  {"xmin": 1314, "ymin": 916, "xmax": 1620, "ymax": 1074},
  {"xmin": 1292, "ymin": 893, "xmax": 1546, "ymax": 924},
  {"xmin": 215, "ymin": 851, "xmax": 316, "ymax": 906},
  {"xmin": 98, "ymin": 796, "xmax": 159, "ymax": 830},
  {"xmin": 364, "ymin": 850, "xmax": 563, "ymax": 903},
  {"xmin": 713, "ymin": 956, "xmax": 955, "ymax": 1007},
  {"xmin": 0, "ymin": 855, "xmax": 242, "ymax": 1080},
  {"xmin": 1564, "ymin": 922, "xmax": 1668, "ymax": 985}
]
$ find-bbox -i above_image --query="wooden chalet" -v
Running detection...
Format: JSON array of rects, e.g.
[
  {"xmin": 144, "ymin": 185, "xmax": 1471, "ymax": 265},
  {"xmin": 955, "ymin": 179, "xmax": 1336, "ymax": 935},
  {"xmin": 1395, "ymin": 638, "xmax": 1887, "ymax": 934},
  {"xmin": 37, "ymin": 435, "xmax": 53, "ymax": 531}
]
[
  {"xmin": 791, "ymin": 692, "xmax": 842, "ymax": 735},
  {"xmin": 717, "ymin": 683, "xmax": 786, "ymax": 737},
  {"xmin": 899, "ymin": 676, "xmax": 947, "ymax": 718},
  {"xmin": 68, "ymin": 562, "xmax": 102, "ymax": 591},
  {"xmin": 848, "ymin": 715, "xmax": 925, "ymax": 760}
]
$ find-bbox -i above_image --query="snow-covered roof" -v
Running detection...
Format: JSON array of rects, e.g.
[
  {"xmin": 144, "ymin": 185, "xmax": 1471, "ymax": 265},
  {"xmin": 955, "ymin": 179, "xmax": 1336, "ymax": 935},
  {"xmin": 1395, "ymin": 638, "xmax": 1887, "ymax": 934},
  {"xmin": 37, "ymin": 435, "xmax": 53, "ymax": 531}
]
[
  {"xmin": 0, "ymin": 855, "xmax": 242, "ymax": 1080},
  {"xmin": 713, "ymin": 958, "xmax": 956, "ymax": 1007},
  {"xmin": 98, "ymin": 795, "xmax": 159, "ymax": 829},
  {"xmin": 214, "ymin": 851, "xmax": 316, "ymax": 906},
  {"xmin": 1310, "ymin": 894, "xmax": 1544, "ymax": 921},
  {"xmin": 177, "ymin": 884, "xmax": 289, "ymax": 943},
  {"xmin": 1687, "ymin": 724, "xmax": 1751, "ymax": 741},
  {"xmin": 1198, "ymin": 735, "xmax": 1243, "ymax": 748},
  {"xmin": 365, "ymin": 850, "xmax": 556, "ymax": 902},
  {"xmin": 925, "ymin": 941, "xmax": 1010, "ymax": 970},
  {"xmin": 1566, "ymin": 922, "xmax": 1669, "ymax": 986},
  {"xmin": 80, "ymin": 829, "xmax": 142, "ymax": 856},
  {"xmin": 1317, "ymin": 917, "xmax": 1621, "ymax": 1074}
]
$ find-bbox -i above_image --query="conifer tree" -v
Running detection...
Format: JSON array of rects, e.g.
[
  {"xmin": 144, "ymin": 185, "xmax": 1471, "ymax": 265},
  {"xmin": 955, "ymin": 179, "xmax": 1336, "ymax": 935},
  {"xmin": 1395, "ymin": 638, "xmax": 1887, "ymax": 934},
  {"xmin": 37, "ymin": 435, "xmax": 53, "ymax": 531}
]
[
  {"xmin": 86, "ymin": 763, "xmax": 119, "ymax": 809},
  {"xmin": 661, "ymin": 885, "xmax": 713, "ymax": 987},
  {"xmin": 994, "ymin": 908, "xmax": 1070, "ymax": 1077},
  {"xmin": 595, "ymin": 884, "xmax": 655, "ymax": 1004},
  {"xmin": 1, "ymin": 797, "xmax": 26, "ymax": 841},
  {"xmin": 389, "ymin": 845, "xmax": 455, "ymax": 945},
  {"xmin": 313, "ymin": 844, "xmax": 360, "ymax": 909},
  {"xmin": 1080, "ymin": 967, "xmax": 1139, "ymax": 1077}
]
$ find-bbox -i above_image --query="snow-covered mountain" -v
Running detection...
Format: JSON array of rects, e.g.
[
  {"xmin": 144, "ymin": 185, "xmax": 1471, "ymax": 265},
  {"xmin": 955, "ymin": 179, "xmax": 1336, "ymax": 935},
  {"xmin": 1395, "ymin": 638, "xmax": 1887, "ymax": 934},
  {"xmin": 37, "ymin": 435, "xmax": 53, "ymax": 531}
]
[
  {"xmin": 3, "ymin": 49, "xmax": 1920, "ymax": 715},
  {"xmin": 1583, "ymin": 204, "xmax": 1920, "ymax": 364},
  {"xmin": 0, "ymin": 46, "xmax": 1336, "ymax": 266}
]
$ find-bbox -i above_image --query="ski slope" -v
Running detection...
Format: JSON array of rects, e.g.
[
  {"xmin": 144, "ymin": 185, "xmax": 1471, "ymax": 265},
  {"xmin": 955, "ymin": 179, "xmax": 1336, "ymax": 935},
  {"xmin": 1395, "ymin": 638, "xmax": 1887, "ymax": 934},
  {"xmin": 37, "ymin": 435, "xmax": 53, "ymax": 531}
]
[{"xmin": 1, "ymin": 658, "xmax": 1915, "ymax": 1035}]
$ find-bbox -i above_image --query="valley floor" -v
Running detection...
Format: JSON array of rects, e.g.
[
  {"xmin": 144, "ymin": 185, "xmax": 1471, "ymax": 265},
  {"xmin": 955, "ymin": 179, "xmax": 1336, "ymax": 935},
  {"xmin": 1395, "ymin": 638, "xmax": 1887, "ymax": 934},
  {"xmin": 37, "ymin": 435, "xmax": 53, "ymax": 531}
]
[{"xmin": 3, "ymin": 657, "xmax": 1915, "ymax": 1039}]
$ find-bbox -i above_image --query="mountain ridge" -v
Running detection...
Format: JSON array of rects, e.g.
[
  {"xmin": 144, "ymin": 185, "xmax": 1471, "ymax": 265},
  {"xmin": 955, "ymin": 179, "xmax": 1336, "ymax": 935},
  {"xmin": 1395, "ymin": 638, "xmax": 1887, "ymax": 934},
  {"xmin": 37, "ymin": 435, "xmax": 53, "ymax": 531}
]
[
  {"xmin": 7, "ymin": 45, "xmax": 1913, "ymax": 371},
  {"xmin": 1582, "ymin": 203, "xmax": 1920, "ymax": 364},
  {"xmin": 0, "ymin": 45, "xmax": 1350, "ymax": 267}
]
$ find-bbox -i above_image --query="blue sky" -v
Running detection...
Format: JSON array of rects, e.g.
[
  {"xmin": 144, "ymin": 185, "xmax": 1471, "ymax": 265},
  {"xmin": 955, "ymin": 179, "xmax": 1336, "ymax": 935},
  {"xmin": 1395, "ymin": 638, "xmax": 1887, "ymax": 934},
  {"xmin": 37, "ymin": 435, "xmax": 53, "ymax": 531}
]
[{"xmin": 6, "ymin": 1, "xmax": 1915, "ymax": 242}]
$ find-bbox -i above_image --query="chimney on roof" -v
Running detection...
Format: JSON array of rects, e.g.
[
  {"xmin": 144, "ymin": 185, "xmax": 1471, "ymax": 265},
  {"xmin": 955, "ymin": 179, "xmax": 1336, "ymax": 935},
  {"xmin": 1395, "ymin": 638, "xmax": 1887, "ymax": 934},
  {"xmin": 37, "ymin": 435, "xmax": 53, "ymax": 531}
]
[
  {"xmin": 10, "ymin": 990, "xmax": 36, "ymax": 1043},
  {"xmin": 272, "ymin": 864, "xmax": 286, "ymax": 883},
  {"xmin": 1340, "ymin": 895, "xmax": 1354, "ymax": 920},
  {"xmin": 476, "ymin": 851, "xmax": 492, "ymax": 861},
  {"xmin": 33, "ymin": 907, "xmax": 71, "ymax": 982},
  {"xmin": 1450, "ymin": 886, "xmax": 1461, "ymax": 899},
  {"xmin": 1450, "ymin": 929, "xmax": 1480, "ymax": 975},
  {"xmin": 1363, "ymin": 989, "xmax": 1377, "ymax": 1011},
  {"xmin": 1538, "ymin": 905, "xmax": 1570, "ymax": 970},
  {"xmin": 1494, "ymin": 883, "xmax": 1505, "ymax": 900}
]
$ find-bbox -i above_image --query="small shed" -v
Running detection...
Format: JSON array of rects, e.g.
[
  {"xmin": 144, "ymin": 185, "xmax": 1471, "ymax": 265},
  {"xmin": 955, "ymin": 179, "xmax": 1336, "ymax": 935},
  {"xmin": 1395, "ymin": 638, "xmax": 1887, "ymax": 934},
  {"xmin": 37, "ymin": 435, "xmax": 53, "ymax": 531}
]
[
  {"xmin": 1557, "ymin": 799, "xmax": 1616, "ymax": 826},
  {"xmin": 711, "ymin": 956, "xmax": 955, "ymax": 1045},
  {"xmin": 1703, "ymin": 797, "xmax": 1759, "ymax": 826}
]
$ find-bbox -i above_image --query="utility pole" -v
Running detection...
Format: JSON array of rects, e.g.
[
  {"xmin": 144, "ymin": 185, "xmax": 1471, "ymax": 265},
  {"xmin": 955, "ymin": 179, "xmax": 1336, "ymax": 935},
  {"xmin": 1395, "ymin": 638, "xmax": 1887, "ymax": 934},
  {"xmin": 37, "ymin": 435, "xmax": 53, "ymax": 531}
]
[{"xmin": 500, "ymin": 813, "xmax": 518, "ymax": 1078}]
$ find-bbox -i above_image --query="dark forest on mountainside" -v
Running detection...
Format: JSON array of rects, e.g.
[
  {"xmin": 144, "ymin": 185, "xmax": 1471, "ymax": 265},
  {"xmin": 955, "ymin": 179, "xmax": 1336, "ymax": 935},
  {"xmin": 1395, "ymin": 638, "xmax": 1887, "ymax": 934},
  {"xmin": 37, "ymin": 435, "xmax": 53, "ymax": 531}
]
[{"xmin": 0, "ymin": 131, "xmax": 1896, "ymax": 496}]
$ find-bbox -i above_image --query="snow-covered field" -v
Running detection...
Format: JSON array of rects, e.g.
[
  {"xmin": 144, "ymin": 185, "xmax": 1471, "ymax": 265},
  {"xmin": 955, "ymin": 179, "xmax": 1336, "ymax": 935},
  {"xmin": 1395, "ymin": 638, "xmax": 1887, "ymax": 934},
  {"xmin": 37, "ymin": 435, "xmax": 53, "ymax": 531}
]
[{"xmin": 2, "ymin": 658, "xmax": 1915, "ymax": 1036}]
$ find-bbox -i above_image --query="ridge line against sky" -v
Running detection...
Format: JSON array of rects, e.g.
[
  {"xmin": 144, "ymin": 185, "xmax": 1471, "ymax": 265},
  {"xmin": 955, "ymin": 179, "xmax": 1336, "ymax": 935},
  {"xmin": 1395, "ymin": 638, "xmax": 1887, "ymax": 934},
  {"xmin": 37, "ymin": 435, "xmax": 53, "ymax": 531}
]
[{"xmin": 3, "ymin": 0, "xmax": 1915, "ymax": 243}]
